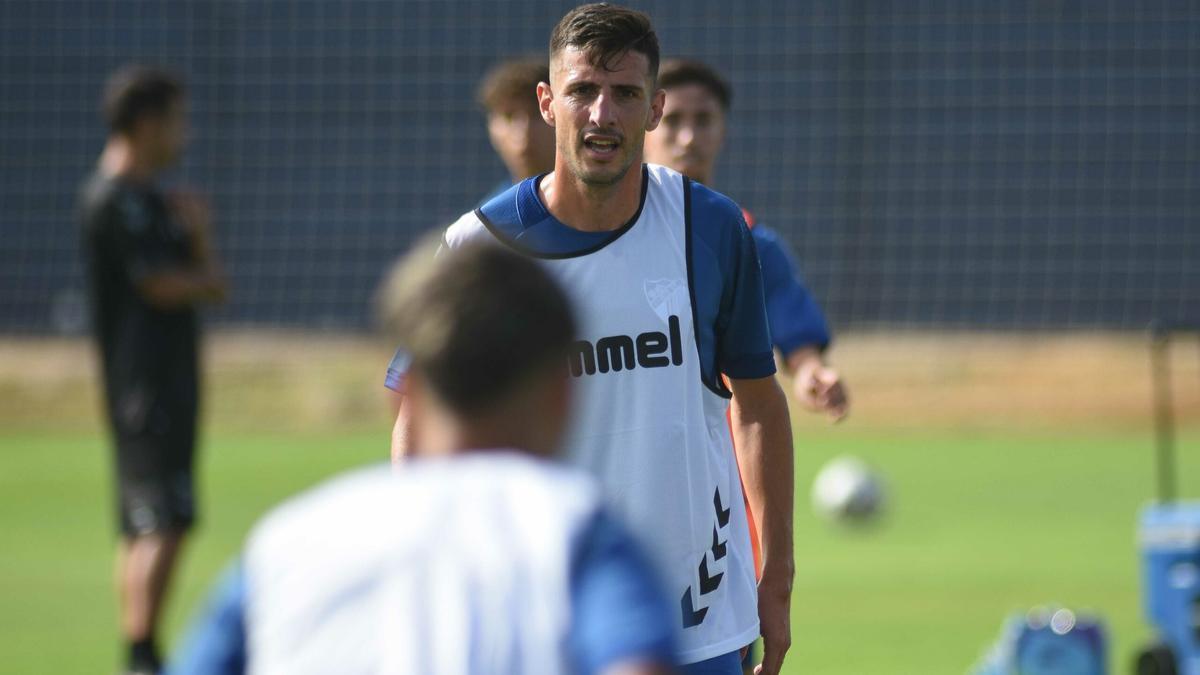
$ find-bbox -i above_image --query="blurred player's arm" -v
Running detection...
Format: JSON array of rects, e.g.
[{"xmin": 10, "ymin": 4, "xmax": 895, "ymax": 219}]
[
  {"xmin": 123, "ymin": 190, "xmax": 226, "ymax": 309},
  {"xmin": 166, "ymin": 561, "xmax": 246, "ymax": 675},
  {"xmin": 136, "ymin": 269, "xmax": 226, "ymax": 309},
  {"xmin": 785, "ymin": 346, "xmax": 847, "ymax": 421},
  {"xmin": 754, "ymin": 226, "xmax": 847, "ymax": 422},
  {"xmin": 389, "ymin": 399, "xmax": 414, "ymax": 462},
  {"xmin": 570, "ymin": 512, "xmax": 678, "ymax": 675},
  {"xmin": 385, "ymin": 350, "xmax": 413, "ymax": 461}
]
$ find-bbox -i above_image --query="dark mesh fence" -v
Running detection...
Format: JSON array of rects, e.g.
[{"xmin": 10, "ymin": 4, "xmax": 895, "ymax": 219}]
[{"xmin": 2, "ymin": 1, "xmax": 1196, "ymax": 332}]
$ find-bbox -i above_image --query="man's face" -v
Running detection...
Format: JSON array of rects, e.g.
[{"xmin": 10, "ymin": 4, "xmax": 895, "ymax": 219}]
[
  {"xmin": 644, "ymin": 83, "xmax": 726, "ymax": 184},
  {"xmin": 539, "ymin": 47, "xmax": 664, "ymax": 187},
  {"xmin": 486, "ymin": 96, "xmax": 556, "ymax": 181},
  {"xmin": 140, "ymin": 98, "xmax": 189, "ymax": 169}
]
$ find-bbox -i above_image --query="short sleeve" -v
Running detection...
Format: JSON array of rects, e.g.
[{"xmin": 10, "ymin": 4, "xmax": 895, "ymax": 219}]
[
  {"xmin": 383, "ymin": 347, "xmax": 411, "ymax": 392},
  {"xmin": 752, "ymin": 225, "xmax": 831, "ymax": 354},
  {"xmin": 382, "ymin": 232, "xmax": 452, "ymax": 390},
  {"xmin": 166, "ymin": 560, "xmax": 247, "ymax": 675},
  {"xmin": 717, "ymin": 216, "xmax": 777, "ymax": 379},
  {"xmin": 568, "ymin": 511, "xmax": 677, "ymax": 675},
  {"xmin": 687, "ymin": 181, "xmax": 776, "ymax": 385}
]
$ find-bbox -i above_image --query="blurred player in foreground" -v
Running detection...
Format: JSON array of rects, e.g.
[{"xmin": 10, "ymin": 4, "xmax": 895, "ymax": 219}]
[
  {"xmin": 388, "ymin": 5, "xmax": 795, "ymax": 674},
  {"xmin": 645, "ymin": 59, "xmax": 849, "ymax": 421},
  {"xmin": 169, "ymin": 239, "xmax": 678, "ymax": 675},
  {"xmin": 477, "ymin": 57, "xmax": 557, "ymax": 202},
  {"xmin": 80, "ymin": 65, "xmax": 226, "ymax": 675}
]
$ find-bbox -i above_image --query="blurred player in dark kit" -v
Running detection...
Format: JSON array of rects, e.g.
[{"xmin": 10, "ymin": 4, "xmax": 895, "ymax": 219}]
[{"xmin": 80, "ymin": 65, "xmax": 226, "ymax": 675}]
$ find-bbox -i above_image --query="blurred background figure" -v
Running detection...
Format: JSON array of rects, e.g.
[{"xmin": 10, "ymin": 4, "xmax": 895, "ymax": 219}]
[
  {"xmin": 80, "ymin": 64, "xmax": 227, "ymax": 675},
  {"xmin": 644, "ymin": 59, "xmax": 848, "ymax": 422},
  {"xmin": 167, "ymin": 239, "xmax": 678, "ymax": 675},
  {"xmin": 477, "ymin": 57, "xmax": 557, "ymax": 201}
]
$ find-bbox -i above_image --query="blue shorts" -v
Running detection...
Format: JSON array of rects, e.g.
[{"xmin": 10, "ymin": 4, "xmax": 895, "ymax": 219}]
[{"xmin": 682, "ymin": 650, "xmax": 743, "ymax": 675}]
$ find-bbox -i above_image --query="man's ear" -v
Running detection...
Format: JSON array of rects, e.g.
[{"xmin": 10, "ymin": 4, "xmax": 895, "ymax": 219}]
[
  {"xmin": 537, "ymin": 81, "xmax": 555, "ymax": 126},
  {"xmin": 646, "ymin": 87, "xmax": 666, "ymax": 131}
]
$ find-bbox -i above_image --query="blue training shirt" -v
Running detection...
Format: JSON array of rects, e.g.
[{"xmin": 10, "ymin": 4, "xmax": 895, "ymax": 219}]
[
  {"xmin": 386, "ymin": 167, "xmax": 775, "ymax": 391},
  {"xmin": 747, "ymin": 221, "xmax": 831, "ymax": 355}
]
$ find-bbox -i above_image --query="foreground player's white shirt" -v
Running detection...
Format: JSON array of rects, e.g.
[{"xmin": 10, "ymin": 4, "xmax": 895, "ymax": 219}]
[
  {"xmin": 243, "ymin": 456, "xmax": 603, "ymax": 674},
  {"xmin": 443, "ymin": 164, "xmax": 762, "ymax": 663}
]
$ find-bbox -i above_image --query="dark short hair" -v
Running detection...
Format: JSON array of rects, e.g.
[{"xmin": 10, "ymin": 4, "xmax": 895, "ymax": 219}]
[
  {"xmin": 658, "ymin": 59, "xmax": 732, "ymax": 110},
  {"xmin": 477, "ymin": 57, "xmax": 549, "ymax": 113},
  {"xmin": 377, "ymin": 235, "xmax": 577, "ymax": 415},
  {"xmin": 103, "ymin": 65, "xmax": 185, "ymax": 134},
  {"xmin": 550, "ymin": 3, "xmax": 659, "ymax": 80}
]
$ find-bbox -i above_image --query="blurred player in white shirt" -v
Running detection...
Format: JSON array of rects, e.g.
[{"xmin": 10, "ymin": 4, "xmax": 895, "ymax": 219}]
[{"xmin": 170, "ymin": 239, "xmax": 678, "ymax": 675}]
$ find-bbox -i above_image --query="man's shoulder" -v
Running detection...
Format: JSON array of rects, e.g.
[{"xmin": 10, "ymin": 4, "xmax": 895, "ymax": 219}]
[
  {"xmin": 681, "ymin": 178, "xmax": 750, "ymax": 259},
  {"xmin": 246, "ymin": 456, "xmax": 604, "ymax": 563},
  {"xmin": 79, "ymin": 172, "xmax": 123, "ymax": 227},
  {"xmin": 249, "ymin": 464, "xmax": 396, "ymax": 541},
  {"xmin": 749, "ymin": 221, "xmax": 784, "ymax": 248},
  {"xmin": 80, "ymin": 172, "xmax": 160, "ymax": 236},
  {"xmin": 442, "ymin": 210, "xmax": 492, "ymax": 249},
  {"xmin": 687, "ymin": 179, "xmax": 746, "ymax": 229},
  {"xmin": 445, "ymin": 181, "xmax": 524, "ymax": 249}
]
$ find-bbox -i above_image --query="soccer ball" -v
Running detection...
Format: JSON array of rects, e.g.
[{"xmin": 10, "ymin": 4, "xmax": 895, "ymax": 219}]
[{"xmin": 811, "ymin": 456, "xmax": 885, "ymax": 524}]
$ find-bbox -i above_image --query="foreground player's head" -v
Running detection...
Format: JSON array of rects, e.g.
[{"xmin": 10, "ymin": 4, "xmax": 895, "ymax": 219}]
[
  {"xmin": 644, "ymin": 59, "xmax": 731, "ymax": 185},
  {"xmin": 378, "ymin": 237, "xmax": 577, "ymax": 458},
  {"xmin": 478, "ymin": 58, "xmax": 556, "ymax": 182},
  {"xmin": 539, "ymin": 3, "xmax": 665, "ymax": 188},
  {"xmin": 103, "ymin": 65, "xmax": 188, "ymax": 170}
]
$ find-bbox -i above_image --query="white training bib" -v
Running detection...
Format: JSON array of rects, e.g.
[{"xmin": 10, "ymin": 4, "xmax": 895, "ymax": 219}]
[
  {"xmin": 243, "ymin": 456, "xmax": 601, "ymax": 675},
  {"xmin": 446, "ymin": 163, "xmax": 759, "ymax": 663}
]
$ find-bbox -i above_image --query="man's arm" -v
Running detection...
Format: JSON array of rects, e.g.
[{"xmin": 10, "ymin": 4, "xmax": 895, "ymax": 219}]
[
  {"xmin": 137, "ymin": 270, "xmax": 226, "ymax": 309},
  {"xmin": 699, "ymin": 191, "xmax": 794, "ymax": 675},
  {"xmin": 389, "ymin": 398, "xmax": 414, "ymax": 462},
  {"xmin": 728, "ymin": 375, "xmax": 794, "ymax": 675},
  {"xmin": 569, "ymin": 512, "xmax": 678, "ymax": 675},
  {"xmin": 385, "ymin": 349, "xmax": 413, "ymax": 461},
  {"xmin": 129, "ymin": 190, "xmax": 227, "ymax": 309},
  {"xmin": 753, "ymin": 226, "xmax": 848, "ymax": 421}
]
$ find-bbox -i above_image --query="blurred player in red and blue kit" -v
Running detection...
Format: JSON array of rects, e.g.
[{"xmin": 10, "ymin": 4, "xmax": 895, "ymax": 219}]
[{"xmin": 645, "ymin": 59, "xmax": 849, "ymax": 422}]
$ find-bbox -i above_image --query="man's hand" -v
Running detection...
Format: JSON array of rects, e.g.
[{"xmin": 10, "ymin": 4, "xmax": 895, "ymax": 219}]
[
  {"xmin": 168, "ymin": 189, "xmax": 215, "ymax": 262},
  {"xmin": 787, "ymin": 347, "xmax": 849, "ymax": 422},
  {"xmin": 755, "ymin": 569, "xmax": 793, "ymax": 675},
  {"xmin": 163, "ymin": 189, "xmax": 228, "ymax": 304}
]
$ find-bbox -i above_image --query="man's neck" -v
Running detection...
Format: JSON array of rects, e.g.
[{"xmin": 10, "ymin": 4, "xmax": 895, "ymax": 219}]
[
  {"xmin": 539, "ymin": 160, "xmax": 644, "ymax": 233},
  {"xmin": 412, "ymin": 413, "xmax": 551, "ymax": 460},
  {"xmin": 99, "ymin": 137, "xmax": 156, "ymax": 183}
]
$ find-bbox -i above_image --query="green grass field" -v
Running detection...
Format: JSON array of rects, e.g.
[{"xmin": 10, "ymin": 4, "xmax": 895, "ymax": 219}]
[{"xmin": 4, "ymin": 423, "xmax": 1196, "ymax": 674}]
